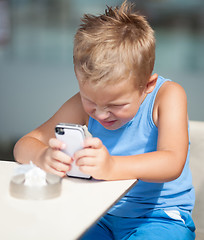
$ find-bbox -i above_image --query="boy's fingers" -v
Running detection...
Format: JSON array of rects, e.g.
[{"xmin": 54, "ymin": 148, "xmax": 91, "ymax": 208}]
[
  {"xmin": 51, "ymin": 159, "xmax": 71, "ymax": 172},
  {"xmin": 46, "ymin": 165, "xmax": 67, "ymax": 178},
  {"xmin": 79, "ymin": 165, "xmax": 94, "ymax": 176},
  {"xmin": 76, "ymin": 155, "xmax": 95, "ymax": 167},
  {"xmin": 74, "ymin": 147, "xmax": 96, "ymax": 162},
  {"xmin": 83, "ymin": 137, "xmax": 102, "ymax": 149},
  {"xmin": 51, "ymin": 149, "xmax": 73, "ymax": 164},
  {"xmin": 49, "ymin": 138, "xmax": 66, "ymax": 150}
]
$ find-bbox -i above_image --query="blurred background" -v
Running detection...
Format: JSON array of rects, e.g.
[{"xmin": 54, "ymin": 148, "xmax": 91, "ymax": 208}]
[{"xmin": 0, "ymin": 0, "xmax": 204, "ymax": 161}]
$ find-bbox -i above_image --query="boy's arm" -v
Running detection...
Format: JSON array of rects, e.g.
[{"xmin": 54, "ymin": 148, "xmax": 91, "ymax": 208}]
[
  {"xmin": 13, "ymin": 93, "xmax": 88, "ymax": 176},
  {"xmin": 76, "ymin": 82, "xmax": 189, "ymax": 182}
]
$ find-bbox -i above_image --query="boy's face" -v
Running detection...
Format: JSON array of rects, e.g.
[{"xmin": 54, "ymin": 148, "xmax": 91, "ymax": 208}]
[{"xmin": 77, "ymin": 75, "xmax": 146, "ymax": 130}]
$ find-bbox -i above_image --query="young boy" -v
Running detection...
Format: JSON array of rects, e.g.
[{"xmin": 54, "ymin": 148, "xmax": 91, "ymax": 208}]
[{"xmin": 14, "ymin": 1, "xmax": 195, "ymax": 239}]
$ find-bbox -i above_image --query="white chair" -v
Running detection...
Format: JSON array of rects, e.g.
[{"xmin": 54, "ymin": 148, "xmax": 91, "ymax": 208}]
[{"xmin": 189, "ymin": 121, "xmax": 204, "ymax": 239}]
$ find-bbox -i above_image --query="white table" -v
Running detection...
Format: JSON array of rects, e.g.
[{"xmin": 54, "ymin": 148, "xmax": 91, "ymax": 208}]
[{"xmin": 0, "ymin": 161, "xmax": 137, "ymax": 240}]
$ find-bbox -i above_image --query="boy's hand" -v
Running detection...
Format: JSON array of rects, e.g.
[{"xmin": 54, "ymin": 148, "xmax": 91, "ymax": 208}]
[
  {"xmin": 38, "ymin": 138, "xmax": 73, "ymax": 178},
  {"xmin": 74, "ymin": 138, "xmax": 114, "ymax": 180}
]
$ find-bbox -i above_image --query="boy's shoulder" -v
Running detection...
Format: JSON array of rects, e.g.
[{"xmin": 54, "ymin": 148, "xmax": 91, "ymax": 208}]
[
  {"xmin": 157, "ymin": 80, "xmax": 186, "ymax": 102},
  {"xmin": 153, "ymin": 80, "xmax": 187, "ymax": 126}
]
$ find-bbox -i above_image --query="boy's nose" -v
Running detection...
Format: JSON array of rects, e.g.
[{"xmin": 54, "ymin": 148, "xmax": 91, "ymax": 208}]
[{"xmin": 94, "ymin": 107, "xmax": 110, "ymax": 120}]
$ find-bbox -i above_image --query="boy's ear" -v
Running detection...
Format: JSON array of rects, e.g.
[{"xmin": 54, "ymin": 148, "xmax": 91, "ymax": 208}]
[{"xmin": 144, "ymin": 73, "xmax": 158, "ymax": 94}]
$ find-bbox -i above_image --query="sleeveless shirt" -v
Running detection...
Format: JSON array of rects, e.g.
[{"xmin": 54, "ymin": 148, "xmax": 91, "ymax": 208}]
[{"xmin": 88, "ymin": 76, "xmax": 195, "ymax": 217}]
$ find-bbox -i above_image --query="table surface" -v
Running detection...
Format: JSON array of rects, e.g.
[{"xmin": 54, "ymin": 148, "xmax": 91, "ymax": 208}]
[{"xmin": 0, "ymin": 161, "xmax": 137, "ymax": 240}]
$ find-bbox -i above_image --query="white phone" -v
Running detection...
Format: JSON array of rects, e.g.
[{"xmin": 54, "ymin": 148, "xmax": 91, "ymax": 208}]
[{"xmin": 55, "ymin": 123, "xmax": 91, "ymax": 179}]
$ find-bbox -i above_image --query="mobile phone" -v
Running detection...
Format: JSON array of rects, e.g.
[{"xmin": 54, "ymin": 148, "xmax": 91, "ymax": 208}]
[{"xmin": 55, "ymin": 123, "xmax": 91, "ymax": 179}]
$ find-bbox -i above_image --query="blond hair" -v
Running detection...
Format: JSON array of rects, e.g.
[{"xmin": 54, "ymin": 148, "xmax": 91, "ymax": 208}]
[{"xmin": 73, "ymin": 0, "xmax": 155, "ymax": 90}]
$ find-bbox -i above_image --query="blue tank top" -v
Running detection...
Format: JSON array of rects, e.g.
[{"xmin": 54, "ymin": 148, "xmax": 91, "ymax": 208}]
[{"xmin": 88, "ymin": 76, "xmax": 195, "ymax": 217}]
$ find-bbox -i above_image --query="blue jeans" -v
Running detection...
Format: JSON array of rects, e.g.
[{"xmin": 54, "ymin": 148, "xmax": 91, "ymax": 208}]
[{"xmin": 81, "ymin": 210, "xmax": 195, "ymax": 240}]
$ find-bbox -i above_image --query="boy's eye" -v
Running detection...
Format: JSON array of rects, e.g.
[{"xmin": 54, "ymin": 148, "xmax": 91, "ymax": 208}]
[
  {"xmin": 83, "ymin": 98, "xmax": 95, "ymax": 105},
  {"xmin": 109, "ymin": 104, "xmax": 128, "ymax": 108},
  {"xmin": 110, "ymin": 105, "xmax": 121, "ymax": 108}
]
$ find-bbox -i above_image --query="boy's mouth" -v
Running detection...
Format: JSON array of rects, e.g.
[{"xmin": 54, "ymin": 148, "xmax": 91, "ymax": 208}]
[{"xmin": 99, "ymin": 120, "xmax": 117, "ymax": 127}]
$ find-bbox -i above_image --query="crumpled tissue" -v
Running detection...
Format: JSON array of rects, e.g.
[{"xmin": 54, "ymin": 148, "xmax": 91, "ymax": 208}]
[
  {"xmin": 10, "ymin": 161, "xmax": 61, "ymax": 200},
  {"xmin": 14, "ymin": 161, "xmax": 47, "ymax": 186}
]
